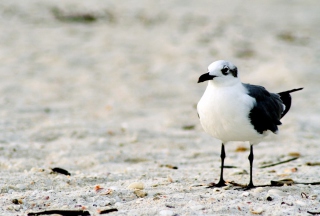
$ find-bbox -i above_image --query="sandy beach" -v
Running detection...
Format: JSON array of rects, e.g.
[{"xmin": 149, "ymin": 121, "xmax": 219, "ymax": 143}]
[{"xmin": 0, "ymin": 0, "xmax": 320, "ymax": 215}]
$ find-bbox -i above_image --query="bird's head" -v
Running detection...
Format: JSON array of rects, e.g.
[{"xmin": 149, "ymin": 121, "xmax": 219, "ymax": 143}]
[{"xmin": 198, "ymin": 60, "xmax": 239, "ymax": 86}]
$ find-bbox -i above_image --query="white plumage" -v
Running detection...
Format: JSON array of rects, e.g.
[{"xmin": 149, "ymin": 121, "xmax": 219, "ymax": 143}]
[
  {"xmin": 197, "ymin": 60, "xmax": 302, "ymax": 189},
  {"xmin": 197, "ymin": 80, "xmax": 263, "ymax": 143}
]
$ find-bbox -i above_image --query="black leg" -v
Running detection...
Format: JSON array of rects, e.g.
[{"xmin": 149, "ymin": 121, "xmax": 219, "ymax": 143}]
[
  {"xmin": 235, "ymin": 144, "xmax": 256, "ymax": 191},
  {"xmin": 208, "ymin": 143, "xmax": 227, "ymax": 188},
  {"xmin": 247, "ymin": 144, "xmax": 255, "ymax": 189}
]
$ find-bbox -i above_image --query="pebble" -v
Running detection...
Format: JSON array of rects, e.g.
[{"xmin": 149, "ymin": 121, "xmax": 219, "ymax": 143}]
[
  {"xmin": 30, "ymin": 167, "xmax": 44, "ymax": 173},
  {"xmin": 159, "ymin": 210, "xmax": 174, "ymax": 216},
  {"xmin": 212, "ymin": 188, "xmax": 221, "ymax": 192},
  {"xmin": 167, "ymin": 175, "xmax": 173, "ymax": 183},
  {"xmin": 250, "ymin": 207, "xmax": 264, "ymax": 214},
  {"xmin": 165, "ymin": 203, "xmax": 175, "ymax": 208},
  {"xmin": 231, "ymin": 169, "xmax": 248, "ymax": 175},
  {"xmin": 13, "ymin": 205, "xmax": 21, "ymax": 211},
  {"xmin": 97, "ymin": 200, "xmax": 111, "ymax": 207},
  {"xmin": 310, "ymin": 194, "xmax": 318, "ymax": 200},
  {"xmin": 241, "ymin": 192, "xmax": 250, "ymax": 197},
  {"xmin": 222, "ymin": 185, "xmax": 232, "ymax": 190},
  {"xmin": 251, "ymin": 187, "xmax": 265, "ymax": 199},
  {"xmin": 295, "ymin": 200, "xmax": 306, "ymax": 206},
  {"xmin": 114, "ymin": 202, "xmax": 123, "ymax": 207},
  {"xmin": 266, "ymin": 196, "xmax": 273, "ymax": 201},
  {"xmin": 109, "ymin": 186, "xmax": 118, "ymax": 191},
  {"xmin": 252, "ymin": 187, "xmax": 264, "ymax": 193},
  {"xmin": 108, "ymin": 198, "xmax": 117, "ymax": 205},
  {"xmin": 128, "ymin": 182, "xmax": 144, "ymax": 190},
  {"xmin": 135, "ymin": 199, "xmax": 142, "ymax": 204},
  {"xmin": 134, "ymin": 189, "xmax": 148, "ymax": 198},
  {"xmin": 12, "ymin": 199, "xmax": 19, "ymax": 204},
  {"xmin": 190, "ymin": 205, "xmax": 205, "ymax": 211},
  {"xmin": 6, "ymin": 205, "xmax": 14, "ymax": 210},
  {"xmin": 267, "ymin": 189, "xmax": 286, "ymax": 197},
  {"xmin": 16, "ymin": 184, "xmax": 27, "ymax": 190}
]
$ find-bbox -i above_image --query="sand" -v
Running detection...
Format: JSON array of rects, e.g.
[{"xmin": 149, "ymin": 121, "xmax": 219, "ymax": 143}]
[{"xmin": 0, "ymin": 0, "xmax": 320, "ymax": 215}]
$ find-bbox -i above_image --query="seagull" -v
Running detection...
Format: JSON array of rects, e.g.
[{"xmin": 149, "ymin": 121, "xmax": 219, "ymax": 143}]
[{"xmin": 197, "ymin": 60, "xmax": 303, "ymax": 190}]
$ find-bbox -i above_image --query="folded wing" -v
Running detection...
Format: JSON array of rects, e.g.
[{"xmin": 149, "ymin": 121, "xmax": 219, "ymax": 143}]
[{"xmin": 244, "ymin": 84, "xmax": 284, "ymax": 134}]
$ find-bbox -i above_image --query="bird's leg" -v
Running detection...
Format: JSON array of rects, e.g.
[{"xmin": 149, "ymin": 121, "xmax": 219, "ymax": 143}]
[
  {"xmin": 208, "ymin": 143, "xmax": 227, "ymax": 188},
  {"xmin": 247, "ymin": 144, "xmax": 255, "ymax": 189},
  {"xmin": 235, "ymin": 144, "xmax": 256, "ymax": 190},
  {"xmin": 218, "ymin": 143, "xmax": 227, "ymax": 186}
]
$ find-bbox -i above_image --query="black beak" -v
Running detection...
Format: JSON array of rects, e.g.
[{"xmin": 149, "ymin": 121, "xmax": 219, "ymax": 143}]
[{"xmin": 197, "ymin": 73, "xmax": 216, "ymax": 83}]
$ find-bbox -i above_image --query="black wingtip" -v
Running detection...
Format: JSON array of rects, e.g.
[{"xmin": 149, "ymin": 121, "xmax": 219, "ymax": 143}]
[
  {"xmin": 291, "ymin": 87, "xmax": 304, "ymax": 92},
  {"xmin": 279, "ymin": 87, "xmax": 303, "ymax": 95},
  {"xmin": 278, "ymin": 87, "xmax": 303, "ymax": 119}
]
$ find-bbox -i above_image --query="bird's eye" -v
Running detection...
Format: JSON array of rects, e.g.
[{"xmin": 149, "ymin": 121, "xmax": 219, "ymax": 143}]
[{"xmin": 221, "ymin": 67, "xmax": 228, "ymax": 75}]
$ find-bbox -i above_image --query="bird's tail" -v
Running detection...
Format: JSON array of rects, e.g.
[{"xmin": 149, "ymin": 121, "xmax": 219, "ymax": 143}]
[{"xmin": 278, "ymin": 87, "xmax": 303, "ymax": 118}]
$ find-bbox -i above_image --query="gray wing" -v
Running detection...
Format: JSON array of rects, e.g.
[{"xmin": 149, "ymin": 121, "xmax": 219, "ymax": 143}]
[{"xmin": 244, "ymin": 83, "xmax": 284, "ymax": 134}]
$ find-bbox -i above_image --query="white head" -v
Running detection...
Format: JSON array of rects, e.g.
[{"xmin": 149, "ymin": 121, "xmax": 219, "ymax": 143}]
[{"xmin": 198, "ymin": 60, "xmax": 240, "ymax": 86}]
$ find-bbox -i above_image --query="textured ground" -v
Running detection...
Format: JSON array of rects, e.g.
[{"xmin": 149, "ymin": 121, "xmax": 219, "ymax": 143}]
[{"xmin": 0, "ymin": 0, "xmax": 320, "ymax": 215}]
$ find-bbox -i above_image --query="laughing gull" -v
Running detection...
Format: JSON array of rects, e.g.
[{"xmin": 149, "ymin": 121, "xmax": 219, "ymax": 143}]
[{"xmin": 197, "ymin": 60, "xmax": 303, "ymax": 190}]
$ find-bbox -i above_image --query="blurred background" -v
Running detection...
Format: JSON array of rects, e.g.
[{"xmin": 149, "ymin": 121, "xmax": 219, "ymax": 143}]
[
  {"xmin": 0, "ymin": 0, "xmax": 319, "ymax": 204},
  {"xmin": 1, "ymin": 0, "xmax": 320, "ymax": 214}
]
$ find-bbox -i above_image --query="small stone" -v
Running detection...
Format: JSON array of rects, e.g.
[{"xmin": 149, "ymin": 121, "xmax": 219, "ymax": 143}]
[
  {"xmin": 252, "ymin": 187, "xmax": 264, "ymax": 193},
  {"xmin": 222, "ymin": 185, "xmax": 232, "ymax": 190},
  {"xmin": 128, "ymin": 182, "xmax": 144, "ymax": 190},
  {"xmin": 267, "ymin": 189, "xmax": 286, "ymax": 197},
  {"xmin": 167, "ymin": 175, "xmax": 173, "ymax": 183},
  {"xmin": 109, "ymin": 186, "xmax": 118, "ymax": 191},
  {"xmin": 288, "ymin": 152, "xmax": 300, "ymax": 157},
  {"xmin": 14, "ymin": 205, "xmax": 21, "ymax": 211},
  {"xmin": 12, "ymin": 199, "xmax": 19, "ymax": 204},
  {"xmin": 250, "ymin": 207, "xmax": 264, "ymax": 214},
  {"xmin": 98, "ymin": 200, "xmax": 111, "ymax": 207},
  {"xmin": 231, "ymin": 169, "xmax": 248, "ymax": 175},
  {"xmin": 311, "ymin": 194, "xmax": 318, "ymax": 200},
  {"xmin": 235, "ymin": 146, "xmax": 248, "ymax": 152},
  {"xmin": 213, "ymin": 188, "xmax": 221, "ymax": 192},
  {"xmin": 165, "ymin": 204, "xmax": 175, "ymax": 208},
  {"xmin": 30, "ymin": 167, "xmax": 41, "ymax": 173},
  {"xmin": 251, "ymin": 187, "xmax": 264, "ymax": 198},
  {"xmin": 190, "ymin": 205, "xmax": 205, "ymax": 211},
  {"xmin": 295, "ymin": 200, "xmax": 306, "ymax": 206},
  {"xmin": 159, "ymin": 209, "xmax": 174, "ymax": 216},
  {"xmin": 241, "ymin": 192, "xmax": 250, "ymax": 197},
  {"xmin": 114, "ymin": 202, "xmax": 123, "ymax": 207},
  {"xmin": 7, "ymin": 205, "xmax": 14, "ymax": 210},
  {"xmin": 16, "ymin": 184, "xmax": 27, "ymax": 190},
  {"xmin": 134, "ymin": 189, "xmax": 148, "ymax": 198}
]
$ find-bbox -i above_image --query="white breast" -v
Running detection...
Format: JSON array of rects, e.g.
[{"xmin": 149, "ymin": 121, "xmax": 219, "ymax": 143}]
[{"xmin": 197, "ymin": 82, "xmax": 264, "ymax": 143}]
